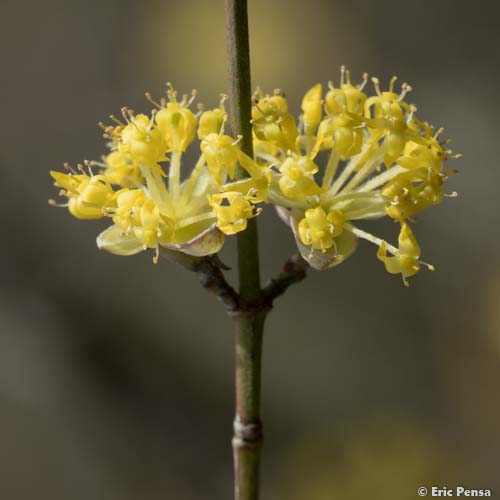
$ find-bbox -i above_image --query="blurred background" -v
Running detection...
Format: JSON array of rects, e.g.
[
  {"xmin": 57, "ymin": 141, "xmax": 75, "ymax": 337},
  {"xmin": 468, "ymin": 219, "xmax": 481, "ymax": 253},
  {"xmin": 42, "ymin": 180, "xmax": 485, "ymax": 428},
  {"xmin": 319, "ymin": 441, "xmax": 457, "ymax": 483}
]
[{"xmin": 1, "ymin": 0, "xmax": 499, "ymax": 498}]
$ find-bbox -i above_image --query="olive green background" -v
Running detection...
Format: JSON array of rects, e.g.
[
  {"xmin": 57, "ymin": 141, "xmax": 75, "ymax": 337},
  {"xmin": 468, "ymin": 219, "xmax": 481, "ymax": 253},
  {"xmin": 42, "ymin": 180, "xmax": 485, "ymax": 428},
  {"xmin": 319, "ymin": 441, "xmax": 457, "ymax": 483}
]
[{"xmin": 1, "ymin": 0, "xmax": 499, "ymax": 498}]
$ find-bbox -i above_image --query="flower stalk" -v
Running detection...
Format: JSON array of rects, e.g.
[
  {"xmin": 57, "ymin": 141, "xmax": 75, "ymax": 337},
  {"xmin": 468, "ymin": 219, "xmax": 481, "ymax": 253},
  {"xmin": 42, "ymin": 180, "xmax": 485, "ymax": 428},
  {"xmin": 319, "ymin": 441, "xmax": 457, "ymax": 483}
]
[{"xmin": 225, "ymin": 0, "xmax": 265, "ymax": 498}]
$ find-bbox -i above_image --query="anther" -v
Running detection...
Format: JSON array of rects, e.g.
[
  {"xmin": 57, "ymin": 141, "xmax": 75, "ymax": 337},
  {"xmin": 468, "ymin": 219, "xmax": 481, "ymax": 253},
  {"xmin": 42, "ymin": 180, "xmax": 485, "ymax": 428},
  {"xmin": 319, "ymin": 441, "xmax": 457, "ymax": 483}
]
[{"xmin": 372, "ymin": 77, "xmax": 381, "ymax": 96}]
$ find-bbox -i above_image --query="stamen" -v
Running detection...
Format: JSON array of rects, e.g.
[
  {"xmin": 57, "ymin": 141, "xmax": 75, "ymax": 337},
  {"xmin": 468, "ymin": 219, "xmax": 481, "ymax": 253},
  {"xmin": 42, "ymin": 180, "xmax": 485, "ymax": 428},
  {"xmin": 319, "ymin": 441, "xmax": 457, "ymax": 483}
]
[
  {"xmin": 389, "ymin": 76, "xmax": 398, "ymax": 93},
  {"xmin": 148, "ymin": 109, "xmax": 157, "ymax": 131},
  {"xmin": 187, "ymin": 89, "xmax": 197, "ymax": 108},
  {"xmin": 90, "ymin": 160, "xmax": 106, "ymax": 168},
  {"xmin": 64, "ymin": 162, "xmax": 77, "ymax": 174},
  {"xmin": 219, "ymin": 93, "xmax": 228, "ymax": 107},
  {"xmin": 120, "ymin": 107, "xmax": 132, "ymax": 124},
  {"xmin": 340, "ymin": 65, "xmax": 346, "ymax": 86},
  {"xmin": 109, "ymin": 114, "xmax": 125, "ymax": 126},
  {"xmin": 145, "ymin": 92, "xmax": 163, "ymax": 109},
  {"xmin": 398, "ymin": 83, "xmax": 413, "ymax": 101},
  {"xmin": 357, "ymin": 73, "xmax": 369, "ymax": 90},
  {"xmin": 372, "ymin": 77, "xmax": 381, "ymax": 96},
  {"xmin": 420, "ymin": 261, "xmax": 435, "ymax": 271},
  {"xmin": 83, "ymin": 160, "xmax": 94, "ymax": 176},
  {"xmin": 406, "ymin": 104, "xmax": 417, "ymax": 124},
  {"xmin": 434, "ymin": 127, "xmax": 445, "ymax": 139},
  {"xmin": 444, "ymin": 191, "xmax": 458, "ymax": 198},
  {"xmin": 166, "ymin": 82, "xmax": 177, "ymax": 102},
  {"xmin": 48, "ymin": 198, "xmax": 68, "ymax": 208}
]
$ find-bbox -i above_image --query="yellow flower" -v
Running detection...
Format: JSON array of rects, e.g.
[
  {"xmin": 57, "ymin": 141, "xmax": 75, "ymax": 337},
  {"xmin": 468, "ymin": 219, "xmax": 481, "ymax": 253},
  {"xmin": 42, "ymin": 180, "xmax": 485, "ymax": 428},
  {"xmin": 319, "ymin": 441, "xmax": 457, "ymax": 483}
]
[
  {"xmin": 200, "ymin": 133, "xmax": 240, "ymax": 184},
  {"xmin": 50, "ymin": 85, "xmax": 269, "ymax": 262},
  {"xmin": 209, "ymin": 191, "xmax": 258, "ymax": 235},
  {"xmin": 377, "ymin": 222, "xmax": 433, "ymax": 286},
  {"xmin": 251, "ymin": 90, "xmax": 299, "ymax": 152},
  {"xmin": 254, "ymin": 68, "xmax": 459, "ymax": 282},
  {"xmin": 119, "ymin": 113, "xmax": 166, "ymax": 165},
  {"xmin": 50, "ymin": 74, "xmax": 458, "ymax": 282},
  {"xmin": 301, "ymin": 84, "xmax": 323, "ymax": 135},
  {"xmin": 50, "ymin": 169, "xmax": 115, "ymax": 219},
  {"xmin": 381, "ymin": 168, "xmax": 445, "ymax": 220},
  {"xmin": 103, "ymin": 151, "xmax": 142, "ymax": 187},
  {"xmin": 155, "ymin": 102, "xmax": 197, "ymax": 153},
  {"xmin": 112, "ymin": 188, "xmax": 173, "ymax": 249},
  {"xmin": 198, "ymin": 106, "xmax": 227, "ymax": 139},
  {"xmin": 325, "ymin": 67, "xmax": 368, "ymax": 115},
  {"xmin": 278, "ymin": 155, "xmax": 321, "ymax": 198},
  {"xmin": 297, "ymin": 206, "xmax": 345, "ymax": 251},
  {"xmin": 313, "ymin": 114, "xmax": 365, "ymax": 158}
]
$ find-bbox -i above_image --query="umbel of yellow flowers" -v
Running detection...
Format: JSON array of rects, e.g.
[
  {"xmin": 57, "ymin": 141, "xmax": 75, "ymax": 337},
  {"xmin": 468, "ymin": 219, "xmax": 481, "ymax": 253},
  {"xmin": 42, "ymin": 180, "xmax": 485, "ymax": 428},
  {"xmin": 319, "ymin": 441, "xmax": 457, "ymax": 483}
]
[{"xmin": 50, "ymin": 69, "xmax": 459, "ymax": 285}]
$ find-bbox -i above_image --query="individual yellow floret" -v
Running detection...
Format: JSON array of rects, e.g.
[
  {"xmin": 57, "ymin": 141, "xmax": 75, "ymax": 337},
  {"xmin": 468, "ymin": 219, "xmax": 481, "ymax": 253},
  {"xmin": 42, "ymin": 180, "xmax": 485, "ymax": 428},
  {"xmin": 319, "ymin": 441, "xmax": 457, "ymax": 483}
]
[
  {"xmin": 381, "ymin": 168, "xmax": 444, "ymax": 220},
  {"xmin": 112, "ymin": 189, "xmax": 173, "ymax": 248},
  {"xmin": 377, "ymin": 222, "xmax": 431, "ymax": 286},
  {"xmin": 50, "ymin": 170, "xmax": 115, "ymax": 219},
  {"xmin": 209, "ymin": 191, "xmax": 258, "ymax": 235},
  {"xmin": 200, "ymin": 133, "xmax": 240, "ymax": 184},
  {"xmin": 301, "ymin": 84, "xmax": 323, "ymax": 134},
  {"xmin": 325, "ymin": 68, "xmax": 368, "ymax": 115},
  {"xmin": 103, "ymin": 151, "xmax": 142, "ymax": 187},
  {"xmin": 155, "ymin": 102, "xmax": 197, "ymax": 153},
  {"xmin": 119, "ymin": 113, "xmax": 166, "ymax": 165},
  {"xmin": 278, "ymin": 155, "xmax": 321, "ymax": 198},
  {"xmin": 198, "ymin": 106, "xmax": 227, "ymax": 139},
  {"xmin": 298, "ymin": 206, "xmax": 346, "ymax": 251},
  {"xmin": 252, "ymin": 91, "xmax": 299, "ymax": 152}
]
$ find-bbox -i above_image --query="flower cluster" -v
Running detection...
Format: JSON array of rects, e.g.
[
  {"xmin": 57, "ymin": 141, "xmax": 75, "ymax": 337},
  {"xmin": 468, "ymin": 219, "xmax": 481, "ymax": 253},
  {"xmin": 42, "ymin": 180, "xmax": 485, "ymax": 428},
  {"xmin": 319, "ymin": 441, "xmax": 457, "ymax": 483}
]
[
  {"xmin": 50, "ymin": 69, "xmax": 459, "ymax": 284},
  {"xmin": 50, "ymin": 85, "xmax": 267, "ymax": 263},
  {"xmin": 252, "ymin": 67, "xmax": 459, "ymax": 285}
]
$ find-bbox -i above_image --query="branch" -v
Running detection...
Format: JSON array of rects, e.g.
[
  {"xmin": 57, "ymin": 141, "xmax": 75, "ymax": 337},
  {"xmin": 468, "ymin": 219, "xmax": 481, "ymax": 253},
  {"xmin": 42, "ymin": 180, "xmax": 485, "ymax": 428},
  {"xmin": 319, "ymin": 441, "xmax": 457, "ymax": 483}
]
[
  {"xmin": 160, "ymin": 249, "xmax": 240, "ymax": 313},
  {"xmin": 261, "ymin": 254, "xmax": 309, "ymax": 305}
]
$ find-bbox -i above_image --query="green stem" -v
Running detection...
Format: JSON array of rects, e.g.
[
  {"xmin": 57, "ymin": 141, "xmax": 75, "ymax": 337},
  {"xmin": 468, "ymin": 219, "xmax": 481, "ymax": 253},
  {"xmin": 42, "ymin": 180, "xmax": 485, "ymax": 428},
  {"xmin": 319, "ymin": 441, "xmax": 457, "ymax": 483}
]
[
  {"xmin": 232, "ymin": 311, "xmax": 266, "ymax": 500},
  {"xmin": 225, "ymin": 1, "xmax": 264, "ymax": 499},
  {"xmin": 225, "ymin": 0, "xmax": 260, "ymax": 302}
]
